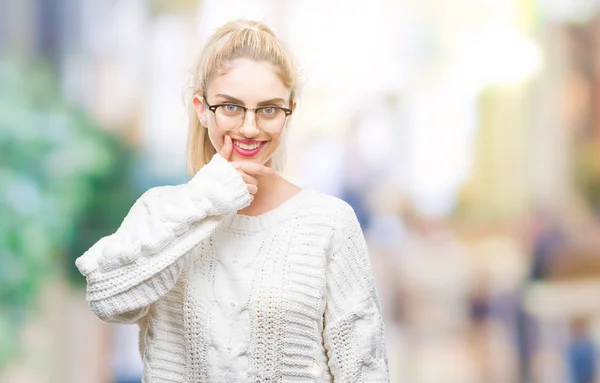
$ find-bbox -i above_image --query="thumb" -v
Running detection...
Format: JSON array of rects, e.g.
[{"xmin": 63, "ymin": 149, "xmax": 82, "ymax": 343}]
[{"xmin": 220, "ymin": 135, "xmax": 233, "ymax": 160}]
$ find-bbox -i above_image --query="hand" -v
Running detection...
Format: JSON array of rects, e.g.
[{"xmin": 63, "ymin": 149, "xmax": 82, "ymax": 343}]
[{"xmin": 220, "ymin": 136, "xmax": 276, "ymax": 202}]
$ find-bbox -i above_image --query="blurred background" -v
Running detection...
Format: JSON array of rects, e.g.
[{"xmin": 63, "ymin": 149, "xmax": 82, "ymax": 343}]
[{"xmin": 2, "ymin": 0, "xmax": 600, "ymax": 382}]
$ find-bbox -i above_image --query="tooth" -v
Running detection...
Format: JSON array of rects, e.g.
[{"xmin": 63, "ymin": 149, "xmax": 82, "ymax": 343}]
[{"xmin": 234, "ymin": 141, "xmax": 260, "ymax": 150}]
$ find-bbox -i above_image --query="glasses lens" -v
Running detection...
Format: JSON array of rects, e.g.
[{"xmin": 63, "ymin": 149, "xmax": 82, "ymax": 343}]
[
  {"xmin": 256, "ymin": 108, "xmax": 286, "ymax": 133},
  {"xmin": 215, "ymin": 105, "xmax": 244, "ymax": 130}
]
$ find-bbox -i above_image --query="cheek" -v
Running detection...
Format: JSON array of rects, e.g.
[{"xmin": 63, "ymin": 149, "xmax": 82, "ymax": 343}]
[
  {"xmin": 265, "ymin": 132, "xmax": 283, "ymax": 152},
  {"xmin": 206, "ymin": 124, "xmax": 222, "ymax": 151}
]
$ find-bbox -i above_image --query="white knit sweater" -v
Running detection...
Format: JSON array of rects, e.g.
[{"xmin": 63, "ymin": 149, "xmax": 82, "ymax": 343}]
[{"xmin": 76, "ymin": 154, "xmax": 389, "ymax": 383}]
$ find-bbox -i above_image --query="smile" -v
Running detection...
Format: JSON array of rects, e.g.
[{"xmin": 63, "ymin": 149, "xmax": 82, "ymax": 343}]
[{"xmin": 232, "ymin": 139, "xmax": 266, "ymax": 156}]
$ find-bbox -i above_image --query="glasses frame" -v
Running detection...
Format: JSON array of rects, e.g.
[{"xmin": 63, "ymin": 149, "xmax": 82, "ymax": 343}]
[{"xmin": 203, "ymin": 96, "xmax": 293, "ymax": 132}]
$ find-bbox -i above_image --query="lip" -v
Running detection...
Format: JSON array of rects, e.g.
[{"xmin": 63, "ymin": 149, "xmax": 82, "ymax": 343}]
[{"xmin": 232, "ymin": 138, "xmax": 266, "ymax": 157}]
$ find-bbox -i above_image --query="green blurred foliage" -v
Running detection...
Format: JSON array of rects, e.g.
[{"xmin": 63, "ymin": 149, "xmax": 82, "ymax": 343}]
[
  {"xmin": 574, "ymin": 142, "xmax": 600, "ymax": 216},
  {"xmin": 0, "ymin": 59, "xmax": 137, "ymax": 368}
]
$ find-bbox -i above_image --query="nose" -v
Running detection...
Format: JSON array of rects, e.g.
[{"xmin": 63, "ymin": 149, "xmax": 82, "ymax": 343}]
[{"xmin": 238, "ymin": 110, "xmax": 260, "ymax": 137}]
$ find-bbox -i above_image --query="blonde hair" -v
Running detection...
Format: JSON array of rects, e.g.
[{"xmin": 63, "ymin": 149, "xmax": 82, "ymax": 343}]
[{"xmin": 184, "ymin": 19, "xmax": 298, "ymax": 177}]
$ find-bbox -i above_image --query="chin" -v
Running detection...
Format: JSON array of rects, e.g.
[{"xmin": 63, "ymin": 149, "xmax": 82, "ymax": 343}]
[{"xmin": 232, "ymin": 154, "xmax": 269, "ymax": 166}]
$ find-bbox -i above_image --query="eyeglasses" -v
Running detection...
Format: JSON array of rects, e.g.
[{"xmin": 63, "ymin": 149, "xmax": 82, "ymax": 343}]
[{"xmin": 203, "ymin": 96, "xmax": 293, "ymax": 133}]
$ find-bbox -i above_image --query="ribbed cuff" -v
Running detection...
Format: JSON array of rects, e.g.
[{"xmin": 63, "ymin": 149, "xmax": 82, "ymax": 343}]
[
  {"xmin": 188, "ymin": 154, "xmax": 251, "ymax": 215},
  {"xmin": 89, "ymin": 254, "xmax": 185, "ymax": 321}
]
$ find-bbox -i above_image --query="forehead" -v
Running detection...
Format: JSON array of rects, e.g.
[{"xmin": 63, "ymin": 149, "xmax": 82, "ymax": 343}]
[{"xmin": 207, "ymin": 59, "xmax": 290, "ymax": 102}]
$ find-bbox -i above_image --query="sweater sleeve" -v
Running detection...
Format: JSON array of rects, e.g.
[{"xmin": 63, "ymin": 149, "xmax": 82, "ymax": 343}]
[
  {"xmin": 323, "ymin": 203, "xmax": 389, "ymax": 383},
  {"xmin": 75, "ymin": 154, "xmax": 250, "ymax": 324}
]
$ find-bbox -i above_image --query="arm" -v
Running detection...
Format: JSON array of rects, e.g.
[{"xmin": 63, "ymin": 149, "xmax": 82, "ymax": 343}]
[
  {"xmin": 75, "ymin": 154, "xmax": 250, "ymax": 324},
  {"xmin": 323, "ymin": 203, "xmax": 389, "ymax": 382}
]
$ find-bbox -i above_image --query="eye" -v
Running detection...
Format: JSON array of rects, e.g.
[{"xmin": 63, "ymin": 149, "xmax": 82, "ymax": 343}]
[
  {"xmin": 222, "ymin": 104, "xmax": 242, "ymax": 113},
  {"xmin": 258, "ymin": 107, "xmax": 282, "ymax": 119}
]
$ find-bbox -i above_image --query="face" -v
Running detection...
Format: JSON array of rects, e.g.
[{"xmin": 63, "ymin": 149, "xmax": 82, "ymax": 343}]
[{"xmin": 193, "ymin": 58, "xmax": 295, "ymax": 167}]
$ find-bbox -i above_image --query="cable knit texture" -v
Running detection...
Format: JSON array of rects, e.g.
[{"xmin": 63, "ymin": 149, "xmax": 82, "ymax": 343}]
[{"xmin": 76, "ymin": 154, "xmax": 389, "ymax": 382}]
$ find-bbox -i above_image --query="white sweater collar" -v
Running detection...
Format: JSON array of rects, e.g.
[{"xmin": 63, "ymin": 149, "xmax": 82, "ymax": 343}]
[{"xmin": 223, "ymin": 189, "xmax": 315, "ymax": 232}]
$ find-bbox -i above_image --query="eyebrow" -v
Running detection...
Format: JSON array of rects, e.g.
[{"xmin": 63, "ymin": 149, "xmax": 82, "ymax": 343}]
[{"xmin": 214, "ymin": 94, "xmax": 286, "ymax": 107}]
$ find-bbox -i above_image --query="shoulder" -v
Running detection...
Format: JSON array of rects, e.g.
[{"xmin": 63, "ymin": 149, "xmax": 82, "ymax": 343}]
[
  {"xmin": 296, "ymin": 190, "xmax": 362, "ymax": 246},
  {"xmin": 297, "ymin": 189, "xmax": 357, "ymax": 222}
]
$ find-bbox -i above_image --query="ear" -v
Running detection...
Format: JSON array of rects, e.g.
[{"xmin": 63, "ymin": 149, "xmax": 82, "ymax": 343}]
[
  {"xmin": 292, "ymin": 100, "xmax": 297, "ymax": 112},
  {"xmin": 193, "ymin": 94, "xmax": 208, "ymax": 127}
]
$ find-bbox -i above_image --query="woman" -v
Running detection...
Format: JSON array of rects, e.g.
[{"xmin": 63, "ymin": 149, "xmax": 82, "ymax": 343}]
[{"xmin": 76, "ymin": 19, "xmax": 389, "ymax": 382}]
